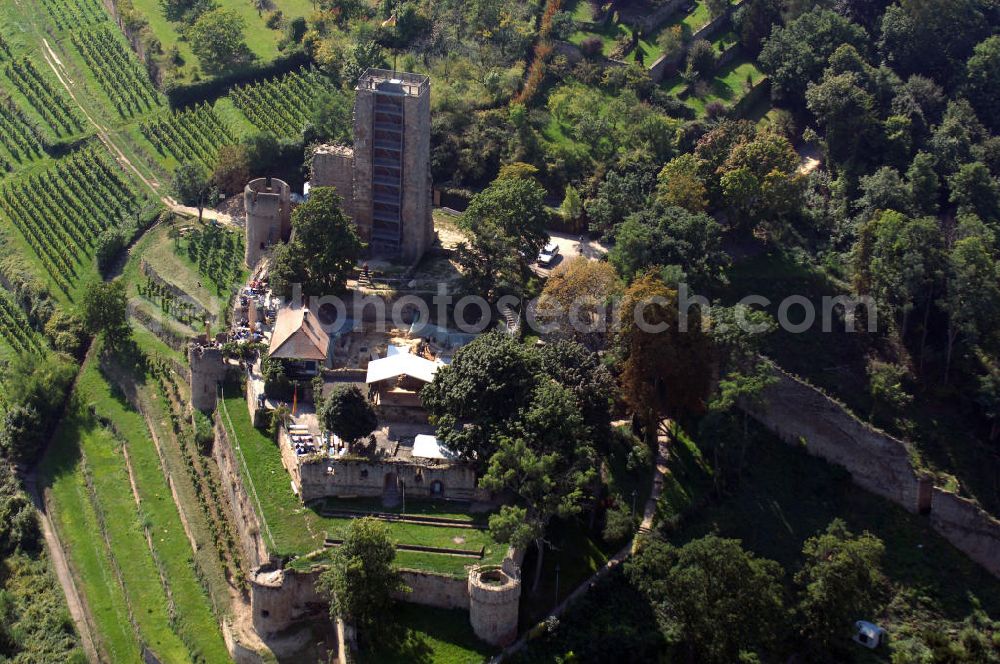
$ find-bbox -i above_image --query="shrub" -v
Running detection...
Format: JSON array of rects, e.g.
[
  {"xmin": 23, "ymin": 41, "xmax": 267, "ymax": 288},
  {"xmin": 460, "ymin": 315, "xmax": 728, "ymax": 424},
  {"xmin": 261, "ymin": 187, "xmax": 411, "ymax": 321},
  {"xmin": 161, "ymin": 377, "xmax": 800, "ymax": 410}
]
[
  {"xmin": 266, "ymin": 10, "xmax": 283, "ymax": 29},
  {"xmin": 580, "ymin": 35, "xmax": 604, "ymax": 58}
]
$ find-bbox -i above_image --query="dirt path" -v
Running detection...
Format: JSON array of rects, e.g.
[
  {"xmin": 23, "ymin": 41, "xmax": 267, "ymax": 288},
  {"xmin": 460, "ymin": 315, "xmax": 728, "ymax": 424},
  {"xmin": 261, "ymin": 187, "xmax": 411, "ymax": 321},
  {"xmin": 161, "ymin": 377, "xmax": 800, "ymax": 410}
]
[
  {"xmin": 39, "ymin": 39, "xmax": 238, "ymax": 228},
  {"xmin": 24, "ymin": 475, "xmax": 103, "ymax": 664}
]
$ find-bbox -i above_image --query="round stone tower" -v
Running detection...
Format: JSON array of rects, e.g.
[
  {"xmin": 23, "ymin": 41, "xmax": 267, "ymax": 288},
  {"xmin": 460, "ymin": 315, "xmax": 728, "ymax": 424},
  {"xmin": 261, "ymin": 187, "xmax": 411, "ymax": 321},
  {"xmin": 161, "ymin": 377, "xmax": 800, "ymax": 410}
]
[
  {"xmin": 467, "ymin": 565, "xmax": 521, "ymax": 646},
  {"xmin": 244, "ymin": 177, "xmax": 291, "ymax": 268},
  {"xmin": 188, "ymin": 343, "xmax": 227, "ymax": 412}
]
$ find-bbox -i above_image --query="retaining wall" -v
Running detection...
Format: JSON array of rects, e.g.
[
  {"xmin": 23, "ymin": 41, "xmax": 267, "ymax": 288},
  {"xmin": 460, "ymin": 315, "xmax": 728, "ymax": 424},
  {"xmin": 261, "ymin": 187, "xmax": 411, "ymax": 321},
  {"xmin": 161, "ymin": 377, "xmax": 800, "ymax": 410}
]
[
  {"xmin": 213, "ymin": 415, "xmax": 271, "ymax": 569},
  {"xmin": 746, "ymin": 366, "xmax": 1000, "ymax": 578}
]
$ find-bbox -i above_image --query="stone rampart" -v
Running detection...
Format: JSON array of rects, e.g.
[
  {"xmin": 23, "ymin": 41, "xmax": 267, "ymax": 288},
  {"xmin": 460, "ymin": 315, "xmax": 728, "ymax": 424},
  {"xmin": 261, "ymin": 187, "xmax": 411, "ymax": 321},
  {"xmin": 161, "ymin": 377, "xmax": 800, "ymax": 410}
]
[
  {"xmin": 214, "ymin": 415, "xmax": 271, "ymax": 569},
  {"xmin": 746, "ymin": 365, "xmax": 1000, "ymax": 578}
]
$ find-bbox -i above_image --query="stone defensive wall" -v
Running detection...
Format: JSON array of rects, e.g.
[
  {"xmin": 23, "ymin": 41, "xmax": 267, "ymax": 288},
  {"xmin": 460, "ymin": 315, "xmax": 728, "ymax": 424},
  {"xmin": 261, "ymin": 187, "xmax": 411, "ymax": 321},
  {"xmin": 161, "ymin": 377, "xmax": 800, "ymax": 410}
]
[
  {"xmin": 213, "ymin": 415, "xmax": 272, "ymax": 569},
  {"xmin": 745, "ymin": 365, "xmax": 1000, "ymax": 578}
]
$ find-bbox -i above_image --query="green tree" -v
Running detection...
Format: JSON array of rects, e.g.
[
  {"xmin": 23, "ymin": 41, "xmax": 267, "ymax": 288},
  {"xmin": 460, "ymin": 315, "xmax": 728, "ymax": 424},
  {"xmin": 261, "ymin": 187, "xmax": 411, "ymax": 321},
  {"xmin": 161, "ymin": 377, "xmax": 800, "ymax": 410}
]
[
  {"xmin": 759, "ymin": 8, "xmax": 867, "ymax": 104},
  {"xmin": 211, "ymin": 144, "xmax": 250, "ymax": 196},
  {"xmin": 733, "ymin": 0, "xmax": 783, "ymax": 54},
  {"xmin": 907, "ymin": 152, "xmax": 940, "ymax": 216},
  {"xmin": 685, "ymin": 40, "xmax": 716, "ymax": 80},
  {"xmin": 805, "ymin": 72, "xmax": 879, "ymax": 166},
  {"xmin": 82, "ymin": 281, "xmax": 131, "ymax": 350},
  {"xmin": 855, "ymin": 166, "xmax": 911, "ymax": 219},
  {"xmin": 656, "ymin": 154, "xmax": 708, "ymax": 212},
  {"xmin": 625, "ymin": 534, "xmax": 785, "ymax": 663},
  {"xmin": 559, "ymin": 184, "xmax": 583, "ymax": 224},
  {"xmin": 269, "ymin": 187, "xmax": 363, "ymax": 298},
  {"xmin": 307, "ymin": 90, "xmax": 353, "ymax": 145},
  {"xmin": 319, "ymin": 384, "xmax": 377, "ymax": 447},
  {"xmin": 456, "ymin": 175, "xmax": 548, "ymax": 298},
  {"xmin": 966, "ymin": 36, "xmax": 1000, "ymax": 132},
  {"xmin": 189, "ymin": 9, "xmax": 251, "ymax": 74},
  {"xmin": 317, "ymin": 518, "xmax": 408, "ymax": 645},
  {"xmin": 609, "ymin": 203, "xmax": 728, "ymax": 288},
  {"xmin": 422, "ymin": 332, "xmax": 540, "ymax": 467},
  {"xmin": 481, "ymin": 380, "xmax": 596, "ymax": 591},
  {"xmin": 171, "ymin": 161, "xmax": 214, "ymax": 223},
  {"xmin": 948, "ymin": 162, "xmax": 1000, "ymax": 223},
  {"xmin": 0, "ymin": 354, "xmax": 77, "ymax": 465},
  {"xmin": 0, "ymin": 463, "xmax": 39, "ymax": 555},
  {"xmin": 942, "ymin": 226, "xmax": 1000, "ymax": 382},
  {"xmin": 795, "ymin": 520, "xmax": 887, "ymax": 651},
  {"xmin": 867, "ymin": 359, "xmax": 912, "ymax": 424}
]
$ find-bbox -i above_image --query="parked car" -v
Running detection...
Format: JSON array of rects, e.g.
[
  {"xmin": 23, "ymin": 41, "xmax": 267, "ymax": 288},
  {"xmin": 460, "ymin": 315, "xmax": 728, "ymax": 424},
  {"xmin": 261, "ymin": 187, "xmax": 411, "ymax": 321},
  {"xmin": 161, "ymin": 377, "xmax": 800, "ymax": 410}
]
[{"xmin": 537, "ymin": 241, "xmax": 560, "ymax": 267}]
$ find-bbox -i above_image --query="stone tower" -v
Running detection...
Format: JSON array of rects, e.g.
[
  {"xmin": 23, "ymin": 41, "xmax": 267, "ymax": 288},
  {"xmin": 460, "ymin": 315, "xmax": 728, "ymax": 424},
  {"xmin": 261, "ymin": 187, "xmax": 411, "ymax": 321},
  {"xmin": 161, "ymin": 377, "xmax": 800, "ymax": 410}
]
[
  {"xmin": 244, "ymin": 177, "xmax": 291, "ymax": 268},
  {"xmin": 311, "ymin": 69, "xmax": 433, "ymax": 265},
  {"xmin": 188, "ymin": 343, "xmax": 227, "ymax": 411},
  {"xmin": 467, "ymin": 565, "xmax": 521, "ymax": 647}
]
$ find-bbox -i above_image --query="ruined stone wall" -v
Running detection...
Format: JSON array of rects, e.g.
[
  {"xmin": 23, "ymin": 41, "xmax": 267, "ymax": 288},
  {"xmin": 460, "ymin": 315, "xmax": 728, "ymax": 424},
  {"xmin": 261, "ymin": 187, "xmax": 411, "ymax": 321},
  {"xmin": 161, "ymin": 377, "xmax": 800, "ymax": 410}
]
[
  {"xmin": 394, "ymin": 570, "xmax": 470, "ymax": 610},
  {"xmin": 928, "ymin": 488, "xmax": 1000, "ymax": 577},
  {"xmin": 296, "ymin": 457, "xmax": 481, "ymax": 503},
  {"xmin": 746, "ymin": 366, "xmax": 1000, "ymax": 579},
  {"xmin": 214, "ymin": 415, "xmax": 271, "ymax": 569},
  {"xmin": 251, "ymin": 567, "xmax": 327, "ymax": 638},
  {"xmin": 311, "ymin": 145, "xmax": 356, "ymax": 219},
  {"xmin": 468, "ymin": 565, "xmax": 521, "ymax": 647}
]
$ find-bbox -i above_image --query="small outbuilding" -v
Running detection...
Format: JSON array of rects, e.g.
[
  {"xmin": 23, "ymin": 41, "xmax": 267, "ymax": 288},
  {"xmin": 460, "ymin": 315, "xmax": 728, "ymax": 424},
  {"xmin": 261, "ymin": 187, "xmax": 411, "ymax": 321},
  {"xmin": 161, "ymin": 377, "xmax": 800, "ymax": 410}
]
[
  {"xmin": 268, "ymin": 305, "xmax": 331, "ymax": 374},
  {"xmin": 365, "ymin": 344, "xmax": 443, "ymax": 408}
]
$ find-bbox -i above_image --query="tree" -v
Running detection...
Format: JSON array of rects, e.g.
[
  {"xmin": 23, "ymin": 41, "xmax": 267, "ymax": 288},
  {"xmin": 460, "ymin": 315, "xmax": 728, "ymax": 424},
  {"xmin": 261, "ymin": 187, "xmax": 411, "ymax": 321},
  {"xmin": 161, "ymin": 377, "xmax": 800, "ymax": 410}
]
[
  {"xmin": 656, "ymin": 154, "xmax": 708, "ymax": 212},
  {"xmin": 307, "ymin": 90, "xmax": 353, "ymax": 145},
  {"xmin": 948, "ymin": 162, "xmax": 1000, "ymax": 223},
  {"xmin": 189, "ymin": 9, "xmax": 251, "ymax": 74},
  {"xmin": 625, "ymin": 534, "xmax": 785, "ymax": 663},
  {"xmin": 319, "ymin": 385, "xmax": 377, "ymax": 447},
  {"xmin": 211, "ymin": 145, "xmax": 250, "ymax": 196},
  {"xmin": 481, "ymin": 380, "xmax": 596, "ymax": 591},
  {"xmin": 758, "ymin": 8, "xmax": 867, "ymax": 104},
  {"xmin": 82, "ymin": 281, "xmax": 131, "ymax": 350},
  {"xmin": 854, "ymin": 166, "xmax": 911, "ymax": 219},
  {"xmin": 317, "ymin": 518, "xmax": 408, "ymax": 645},
  {"xmin": 0, "ymin": 463, "xmax": 39, "ymax": 555},
  {"xmin": 609, "ymin": 204, "xmax": 728, "ymax": 288},
  {"xmin": 619, "ymin": 272, "xmax": 713, "ymax": 434},
  {"xmin": 0, "ymin": 354, "xmax": 77, "ymax": 465},
  {"xmin": 965, "ymin": 36, "xmax": 1000, "ymax": 132},
  {"xmin": 43, "ymin": 308, "xmax": 85, "ymax": 357},
  {"xmin": 795, "ymin": 520, "xmax": 887, "ymax": 651},
  {"xmin": 269, "ymin": 187, "xmax": 363, "ymax": 298},
  {"xmin": 537, "ymin": 340, "xmax": 616, "ymax": 437},
  {"xmin": 941, "ymin": 227, "xmax": 1000, "ymax": 382},
  {"xmin": 94, "ymin": 223, "xmax": 130, "ymax": 277},
  {"xmin": 422, "ymin": 332, "xmax": 540, "ymax": 467},
  {"xmin": 535, "ymin": 258, "xmax": 622, "ymax": 348},
  {"xmin": 733, "ymin": 0, "xmax": 782, "ymax": 54},
  {"xmin": 455, "ymin": 175, "xmax": 548, "ymax": 299},
  {"xmin": 171, "ymin": 161, "xmax": 213, "ymax": 223},
  {"xmin": 805, "ymin": 72, "xmax": 879, "ymax": 166},
  {"xmin": 558, "ymin": 184, "xmax": 582, "ymax": 224},
  {"xmin": 685, "ymin": 40, "xmax": 716, "ymax": 80},
  {"xmin": 719, "ymin": 130, "xmax": 803, "ymax": 237},
  {"xmin": 867, "ymin": 359, "xmax": 912, "ymax": 423},
  {"xmin": 706, "ymin": 0, "xmax": 729, "ymax": 19},
  {"xmin": 907, "ymin": 152, "xmax": 940, "ymax": 216},
  {"xmin": 584, "ymin": 167, "xmax": 657, "ymax": 236}
]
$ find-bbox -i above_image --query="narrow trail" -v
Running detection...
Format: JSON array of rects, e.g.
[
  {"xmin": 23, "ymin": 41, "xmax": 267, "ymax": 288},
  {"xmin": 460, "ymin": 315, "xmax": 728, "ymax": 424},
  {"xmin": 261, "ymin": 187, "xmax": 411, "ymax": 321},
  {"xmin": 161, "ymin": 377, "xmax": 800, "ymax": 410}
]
[
  {"xmin": 24, "ymin": 473, "xmax": 103, "ymax": 664},
  {"xmin": 493, "ymin": 420, "xmax": 673, "ymax": 662},
  {"xmin": 39, "ymin": 39, "xmax": 238, "ymax": 228}
]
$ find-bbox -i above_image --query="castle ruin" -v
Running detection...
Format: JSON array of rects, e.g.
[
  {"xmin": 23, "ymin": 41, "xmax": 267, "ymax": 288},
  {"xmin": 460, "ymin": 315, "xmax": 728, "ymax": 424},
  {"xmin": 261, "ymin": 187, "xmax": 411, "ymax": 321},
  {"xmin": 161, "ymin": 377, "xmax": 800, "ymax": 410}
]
[
  {"xmin": 244, "ymin": 177, "xmax": 291, "ymax": 268},
  {"xmin": 312, "ymin": 69, "xmax": 434, "ymax": 265}
]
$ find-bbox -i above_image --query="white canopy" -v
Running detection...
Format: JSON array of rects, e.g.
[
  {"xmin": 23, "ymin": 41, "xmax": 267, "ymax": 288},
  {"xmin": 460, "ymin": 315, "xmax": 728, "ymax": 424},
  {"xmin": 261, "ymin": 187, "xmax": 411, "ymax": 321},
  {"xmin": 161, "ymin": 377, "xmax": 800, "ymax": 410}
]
[
  {"xmin": 365, "ymin": 346, "xmax": 441, "ymax": 384},
  {"xmin": 412, "ymin": 434, "xmax": 454, "ymax": 460}
]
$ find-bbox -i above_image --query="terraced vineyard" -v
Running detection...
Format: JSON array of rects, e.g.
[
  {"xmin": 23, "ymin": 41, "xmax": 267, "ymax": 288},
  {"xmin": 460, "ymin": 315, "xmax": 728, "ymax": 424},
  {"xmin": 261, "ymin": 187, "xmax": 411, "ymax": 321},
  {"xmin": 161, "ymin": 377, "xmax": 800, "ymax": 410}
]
[
  {"xmin": 0, "ymin": 149, "xmax": 143, "ymax": 293},
  {"xmin": 73, "ymin": 26, "xmax": 160, "ymax": 119},
  {"xmin": 141, "ymin": 104, "xmax": 236, "ymax": 169},
  {"xmin": 0, "ymin": 289, "xmax": 43, "ymax": 355},
  {"xmin": 0, "ymin": 34, "xmax": 10, "ymax": 60},
  {"xmin": 40, "ymin": 0, "xmax": 107, "ymax": 31},
  {"xmin": 4, "ymin": 57, "xmax": 84, "ymax": 137},
  {"xmin": 0, "ymin": 98, "xmax": 43, "ymax": 173},
  {"xmin": 230, "ymin": 67, "xmax": 330, "ymax": 138}
]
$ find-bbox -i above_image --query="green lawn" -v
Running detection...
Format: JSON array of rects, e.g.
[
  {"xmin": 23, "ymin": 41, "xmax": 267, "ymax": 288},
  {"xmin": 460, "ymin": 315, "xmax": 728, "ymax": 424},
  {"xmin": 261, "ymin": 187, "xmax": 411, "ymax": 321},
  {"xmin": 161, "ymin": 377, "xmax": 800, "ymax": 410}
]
[
  {"xmin": 125, "ymin": 0, "xmax": 316, "ymax": 84},
  {"xmin": 359, "ymin": 604, "xmax": 495, "ymax": 664},
  {"xmin": 665, "ymin": 58, "xmax": 765, "ymax": 116},
  {"xmin": 41, "ymin": 359, "xmax": 229, "ymax": 664}
]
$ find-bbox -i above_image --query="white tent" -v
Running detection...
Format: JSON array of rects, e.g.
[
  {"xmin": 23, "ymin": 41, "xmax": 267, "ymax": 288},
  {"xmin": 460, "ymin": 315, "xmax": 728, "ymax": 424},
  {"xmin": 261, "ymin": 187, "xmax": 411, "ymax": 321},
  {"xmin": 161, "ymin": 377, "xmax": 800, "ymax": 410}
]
[
  {"xmin": 412, "ymin": 434, "xmax": 454, "ymax": 460},
  {"xmin": 365, "ymin": 346, "xmax": 442, "ymax": 384}
]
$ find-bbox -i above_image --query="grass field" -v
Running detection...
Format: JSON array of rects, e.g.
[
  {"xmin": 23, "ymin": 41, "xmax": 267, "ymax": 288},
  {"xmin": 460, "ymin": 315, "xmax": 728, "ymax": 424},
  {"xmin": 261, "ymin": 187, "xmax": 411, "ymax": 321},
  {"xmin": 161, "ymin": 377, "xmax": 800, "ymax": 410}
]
[
  {"xmin": 125, "ymin": 0, "xmax": 315, "ymax": 84},
  {"xmin": 41, "ymin": 358, "xmax": 229, "ymax": 664},
  {"xmin": 359, "ymin": 604, "xmax": 495, "ymax": 664}
]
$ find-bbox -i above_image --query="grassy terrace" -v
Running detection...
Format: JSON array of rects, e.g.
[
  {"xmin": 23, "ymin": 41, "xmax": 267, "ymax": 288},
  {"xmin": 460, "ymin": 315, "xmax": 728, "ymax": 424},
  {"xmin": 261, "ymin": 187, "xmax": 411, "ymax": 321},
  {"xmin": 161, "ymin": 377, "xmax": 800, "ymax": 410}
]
[
  {"xmin": 219, "ymin": 388, "xmax": 505, "ymax": 577},
  {"xmin": 41, "ymin": 359, "xmax": 229, "ymax": 663},
  {"xmin": 359, "ymin": 605, "xmax": 495, "ymax": 664},
  {"xmin": 664, "ymin": 58, "xmax": 765, "ymax": 115}
]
